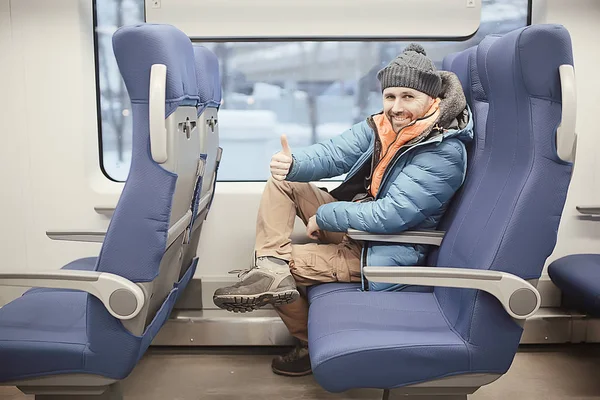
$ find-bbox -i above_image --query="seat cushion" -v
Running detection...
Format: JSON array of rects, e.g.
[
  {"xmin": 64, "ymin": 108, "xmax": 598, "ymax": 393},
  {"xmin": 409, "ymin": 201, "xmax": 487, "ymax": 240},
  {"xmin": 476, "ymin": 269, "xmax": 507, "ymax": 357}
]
[
  {"xmin": 548, "ymin": 254, "xmax": 600, "ymax": 315},
  {"xmin": 308, "ymin": 291, "xmax": 469, "ymax": 392},
  {"xmin": 0, "ymin": 289, "xmax": 143, "ymax": 383},
  {"xmin": 26, "ymin": 257, "xmax": 97, "ymax": 295},
  {"xmin": 307, "ymin": 283, "xmax": 361, "ymax": 303},
  {"xmin": 0, "ymin": 291, "xmax": 89, "ymax": 380},
  {"xmin": 0, "ymin": 257, "xmax": 129, "ymax": 382},
  {"xmin": 0, "ymin": 255, "xmax": 199, "ymax": 383},
  {"xmin": 61, "ymin": 257, "xmax": 98, "ymax": 271}
]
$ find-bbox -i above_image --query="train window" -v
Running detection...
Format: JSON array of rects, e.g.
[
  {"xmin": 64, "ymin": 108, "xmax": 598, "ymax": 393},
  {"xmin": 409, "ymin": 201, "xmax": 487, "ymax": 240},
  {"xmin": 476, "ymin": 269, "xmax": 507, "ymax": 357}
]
[
  {"xmin": 95, "ymin": 0, "xmax": 144, "ymax": 181},
  {"xmin": 96, "ymin": 0, "xmax": 529, "ymax": 182}
]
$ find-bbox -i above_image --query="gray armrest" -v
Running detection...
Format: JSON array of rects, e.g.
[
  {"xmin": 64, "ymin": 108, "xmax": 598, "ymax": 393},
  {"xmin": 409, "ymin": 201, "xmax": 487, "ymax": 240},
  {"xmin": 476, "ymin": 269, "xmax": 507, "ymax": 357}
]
[
  {"xmin": 94, "ymin": 206, "xmax": 115, "ymax": 216},
  {"xmin": 78, "ymin": 190, "xmax": 215, "ymax": 242},
  {"xmin": 347, "ymin": 229, "xmax": 445, "ymax": 246},
  {"xmin": 46, "ymin": 230, "xmax": 106, "ymax": 243},
  {"xmin": 48, "ymin": 209, "xmax": 195, "ymax": 246},
  {"xmin": 94, "ymin": 185, "xmax": 214, "ymax": 219},
  {"xmin": 0, "ymin": 270, "xmax": 145, "ymax": 320},
  {"xmin": 363, "ymin": 266, "xmax": 540, "ymax": 319},
  {"xmin": 576, "ymin": 206, "xmax": 600, "ymax": 216}
]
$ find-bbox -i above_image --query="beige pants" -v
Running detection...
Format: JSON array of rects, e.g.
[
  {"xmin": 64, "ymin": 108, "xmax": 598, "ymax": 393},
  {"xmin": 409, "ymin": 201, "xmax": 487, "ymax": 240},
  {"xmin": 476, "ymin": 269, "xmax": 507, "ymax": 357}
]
[{"xmin": 255, "ymin": 178, "xmax": 362, "ymax": 342}]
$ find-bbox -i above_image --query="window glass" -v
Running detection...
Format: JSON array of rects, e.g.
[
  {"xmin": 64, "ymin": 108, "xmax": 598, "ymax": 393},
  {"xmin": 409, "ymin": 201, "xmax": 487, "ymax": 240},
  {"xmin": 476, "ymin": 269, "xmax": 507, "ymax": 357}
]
[
  {"xmin": 96, "ymin": 0, "xmax": 144, "ymax": 181},
  {"xmin": 96, "ymin": 0, "xmax": 529, "ymax": 182}
]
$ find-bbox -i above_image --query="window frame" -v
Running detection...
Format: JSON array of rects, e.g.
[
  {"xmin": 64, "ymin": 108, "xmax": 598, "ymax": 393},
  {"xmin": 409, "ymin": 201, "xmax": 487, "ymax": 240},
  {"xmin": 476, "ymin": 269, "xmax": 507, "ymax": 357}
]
[{"xmin": 93, "ymin": 0, "xmax": 532, "ymax": 183}]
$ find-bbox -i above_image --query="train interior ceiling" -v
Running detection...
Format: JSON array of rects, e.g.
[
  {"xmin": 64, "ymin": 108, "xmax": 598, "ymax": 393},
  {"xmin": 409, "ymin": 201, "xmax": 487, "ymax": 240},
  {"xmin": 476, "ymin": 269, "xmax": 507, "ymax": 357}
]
[{"xmin": 1, "ymin": 0, "xmax": 600, "ymax": 399}]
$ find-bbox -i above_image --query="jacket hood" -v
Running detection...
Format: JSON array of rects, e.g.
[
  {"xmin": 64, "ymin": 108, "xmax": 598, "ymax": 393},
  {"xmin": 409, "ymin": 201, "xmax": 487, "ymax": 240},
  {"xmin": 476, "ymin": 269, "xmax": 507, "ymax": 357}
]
[{"xmin": 435, "ymin": 71, "xmax": 473, "ymax": 143}]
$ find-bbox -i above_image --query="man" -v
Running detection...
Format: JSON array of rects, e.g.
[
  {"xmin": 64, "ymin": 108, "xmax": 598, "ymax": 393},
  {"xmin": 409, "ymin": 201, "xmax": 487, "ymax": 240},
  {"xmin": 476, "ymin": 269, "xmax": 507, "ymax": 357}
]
[{"xmin": 213, "ymin": 44, "xmax": 473, "ymax": 376}]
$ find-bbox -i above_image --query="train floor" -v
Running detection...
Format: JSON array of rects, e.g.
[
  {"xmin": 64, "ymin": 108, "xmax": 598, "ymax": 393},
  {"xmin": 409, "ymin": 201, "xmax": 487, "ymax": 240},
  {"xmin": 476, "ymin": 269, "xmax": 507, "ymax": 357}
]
[{"xmin": 2, "ymin": 344, "xmax": 600, "ymax": 399}]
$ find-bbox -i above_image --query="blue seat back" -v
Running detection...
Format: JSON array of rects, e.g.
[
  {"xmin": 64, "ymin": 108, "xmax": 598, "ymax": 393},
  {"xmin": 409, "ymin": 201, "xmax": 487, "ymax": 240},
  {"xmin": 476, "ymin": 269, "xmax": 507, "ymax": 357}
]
[
  {"xmin": 89, "ymin": 24, "xmax": 202, "ymax": 348},
  {"xmin": 194, "ymin": 45, "xmax": 222, "ymax": 114},
  {"xmin": 193, "ymin": 45, "xmax": 222, "ymax": 212},
  {"xmin": 443, "ymin": 46, "xmax": 474, "ymax": 106},
  {"xmin": 429, "ymin": 43, "xmax": 491, "ymax": 267},
  {"xmin": 180, "ymin": 45, "xmax": 223, "ymax": 276},
  {"xmin": 433, "ymin": 25, "xmax": 574, "ymax": 371},
  {"xmin": 441, "ymin": 51, "xmax": 458, "ymax": 73}
]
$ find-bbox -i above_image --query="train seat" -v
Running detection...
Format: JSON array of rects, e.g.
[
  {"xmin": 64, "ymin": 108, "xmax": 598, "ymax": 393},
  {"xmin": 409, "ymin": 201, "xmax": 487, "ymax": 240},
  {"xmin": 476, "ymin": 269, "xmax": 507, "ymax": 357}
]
[
  {"xmin": 549, "ymin": 254, "xmax": 600, "ymax": 316},
  {"xmin": 307, "ymin": 24, "xmax": 575, "ymax": 399},
  {"xmin": 307, "ymin": 282, "xmax": 361, "ymax": 303},
  {"xmin": 193, "ymin": 44, "xmax": 222, "ymax": 215},
  {"xmin": 0, "ymin": 23, "xmax": 209, "ymax": 399},
  {"xmin": 181, "ymin": 45, "xmax": 223, "ymax": 275}
]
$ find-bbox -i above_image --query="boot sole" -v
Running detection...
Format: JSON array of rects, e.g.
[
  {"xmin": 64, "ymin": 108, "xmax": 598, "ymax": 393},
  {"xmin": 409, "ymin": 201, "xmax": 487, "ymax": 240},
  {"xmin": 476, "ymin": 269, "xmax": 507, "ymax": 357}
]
[
  {"xmin": 213, "ymin": 290, "xmax": 300, "ymax": 313},
  {"xmin": 271, "ymin": 366, "xmax": 313, "ymax": 377}
]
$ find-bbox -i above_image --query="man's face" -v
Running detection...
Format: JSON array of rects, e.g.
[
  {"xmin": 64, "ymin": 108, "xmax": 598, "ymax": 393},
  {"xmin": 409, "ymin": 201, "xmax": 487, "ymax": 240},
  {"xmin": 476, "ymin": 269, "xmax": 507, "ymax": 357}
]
[{"xmin": 383, "ymin": 87, "xmax": 435, "ymax": 133}]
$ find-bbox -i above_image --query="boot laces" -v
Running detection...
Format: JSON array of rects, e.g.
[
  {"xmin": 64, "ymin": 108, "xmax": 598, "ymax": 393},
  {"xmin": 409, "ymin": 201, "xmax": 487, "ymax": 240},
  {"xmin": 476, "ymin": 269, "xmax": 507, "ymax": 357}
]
[
  {"xmin": 228, "ymin": 255, "xmax": 268, "ymax": 279},
  {"xmin": 282, "ymin": 345, "xmax": 307, "ymax": 362},
  {"xmin": 227, "ymin": 266, "xmax": 256, "ymax": 279},
  {"xmin": 228, "ymin": 255, "xmax": 276, "ymax": 279}
]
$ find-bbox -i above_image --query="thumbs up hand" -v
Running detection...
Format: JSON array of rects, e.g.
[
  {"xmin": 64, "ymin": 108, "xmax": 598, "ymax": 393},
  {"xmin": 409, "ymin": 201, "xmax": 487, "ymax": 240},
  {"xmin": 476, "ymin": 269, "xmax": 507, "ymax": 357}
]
[{"xmin": 270, "ymin": 135, "xmax": 293, "ymax": 181}]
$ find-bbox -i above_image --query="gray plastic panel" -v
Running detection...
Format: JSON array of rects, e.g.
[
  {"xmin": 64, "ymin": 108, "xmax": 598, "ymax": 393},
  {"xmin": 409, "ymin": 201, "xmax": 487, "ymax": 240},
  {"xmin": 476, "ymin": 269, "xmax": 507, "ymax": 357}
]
[
  {"xmin": 347, "ymin": 229, "xmax": 445, "ymax": 246},
  {"xmin": 152, "ymin": 309, "xmax": 295, "ymax": 346},
  {"xmin": 576, "ymin": 206, "xmax": 600, "ymax": 216}
]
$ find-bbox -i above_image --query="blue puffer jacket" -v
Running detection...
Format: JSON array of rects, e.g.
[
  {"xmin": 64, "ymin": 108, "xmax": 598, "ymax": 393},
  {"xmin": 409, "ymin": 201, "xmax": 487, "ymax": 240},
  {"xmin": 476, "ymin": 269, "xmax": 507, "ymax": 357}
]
[{"xmin": 286, "ymin": 72, "xmax": 473, "ymax": 291}]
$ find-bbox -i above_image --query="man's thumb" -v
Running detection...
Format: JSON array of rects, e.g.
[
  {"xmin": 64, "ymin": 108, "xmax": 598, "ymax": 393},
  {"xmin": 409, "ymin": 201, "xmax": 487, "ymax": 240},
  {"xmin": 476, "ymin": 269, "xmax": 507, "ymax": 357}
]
[{"xmin": 281, "ymin": 135, "xmax": 292, "ymax": 155}]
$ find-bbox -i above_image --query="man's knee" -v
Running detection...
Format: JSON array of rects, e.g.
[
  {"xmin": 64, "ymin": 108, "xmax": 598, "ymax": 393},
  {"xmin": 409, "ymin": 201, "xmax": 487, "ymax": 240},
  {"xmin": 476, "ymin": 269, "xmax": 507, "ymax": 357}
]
[
  {"xmin": 266, "ymin": 178, "xmax": 316, "ymax": 204},
  {"xmin": 268, "ymin": 177, "xmax": 308, "ymax": 191},
  {"xmin": 266, "ymin": 177, "xmax": 294, "ymax": 194},
  {"xmin": 268, "ymin": 176, "xmax": 288, "ymax": 186}
]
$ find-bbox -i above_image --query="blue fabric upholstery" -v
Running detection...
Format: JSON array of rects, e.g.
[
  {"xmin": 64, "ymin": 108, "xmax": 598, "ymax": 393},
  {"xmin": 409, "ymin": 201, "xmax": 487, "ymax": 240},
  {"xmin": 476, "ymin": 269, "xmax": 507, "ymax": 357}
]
[
  {"xmin": 25, "ymin": 258, "xmax": 98, "ymax": 295},
  {"xmin": 114, "ymin": 24, "xmax": 199, "ymax": 118},
  {"xmin": 97, "ymin": 24, "xmax": 199, "ymax": 283},
  {"xmin": 441, "ymin": 51, "xmax": 458, "ymax": 72},
  {"xmin": 0, "ymin": 291, "xmax": 88, "ymax": 380},
  {"xmin": 61, "ymin": 257, "xmax": 98, "ymax": 271},
  {"xmin": 549, "ymin": 255, "xmax": 600, "ymax": 316},
  {"xmin": 427, "ymin": 40, "xmax": 493, "ymax": 268},
  {"xmin": 307, "ymin": 283, "xmax": 361, "ymax": 303},
  {"xmin": 308, "ymin": 24, "xmax": 574, "ymax": 392},
  {"xmin": 0, "ymin": 24, "xmax": 210, "ymax": 383},
  {"xmin": 309, "ymin": 292, "xmax": 468, "ymax": 392},
  {"xmin": 443, "ymin": 46, "xmax": 474, "ymax": 106},
  {"xmin": 193, "ymin": 45, "xmax": 222, "ymax": 114},
  {"xmin": 0, "ymin": 259, "xmax": 199, "ymax": 382}
]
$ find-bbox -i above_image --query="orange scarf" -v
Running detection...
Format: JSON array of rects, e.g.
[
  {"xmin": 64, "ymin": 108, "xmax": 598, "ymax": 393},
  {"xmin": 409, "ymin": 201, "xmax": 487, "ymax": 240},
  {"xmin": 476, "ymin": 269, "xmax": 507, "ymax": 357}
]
[{"xmin": 369, "ymin": 98, "xmax": 440, "ymax": 197}]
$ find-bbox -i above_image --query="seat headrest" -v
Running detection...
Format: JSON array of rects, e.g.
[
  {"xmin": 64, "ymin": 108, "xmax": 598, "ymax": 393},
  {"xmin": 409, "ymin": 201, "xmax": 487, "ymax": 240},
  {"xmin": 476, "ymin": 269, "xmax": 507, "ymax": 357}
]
[
  {"xmin": 519, "ymin": 25, "xmax": 573, "ymax": 100},
  {"xmin": 444, "ymin": 46, "xmax": 476, "ymax": 106},
  {"xmin": 470, "ymin": 35, "xmax": 499, "ymax": 104},
  {"xmin": 468, "ymin": 49, "xmax": 485, "ymax": 103},
  {"xmin": 193, "ymin": 46, "xmax": 222, "ymax": 113},
  {"xmin": 113, "ymin": 24, "xmax": 199, "ymax": 117},
  {"xmin": 479, "ymin": 25, "xmax": 572, "ymax": 102},
  {"xmin": 442, "ymin": 52, "xmax": 459, "ymax": 72},
  {"xmin": 475, "ymin": 35, "xmax": 500, "ymax": 103}
]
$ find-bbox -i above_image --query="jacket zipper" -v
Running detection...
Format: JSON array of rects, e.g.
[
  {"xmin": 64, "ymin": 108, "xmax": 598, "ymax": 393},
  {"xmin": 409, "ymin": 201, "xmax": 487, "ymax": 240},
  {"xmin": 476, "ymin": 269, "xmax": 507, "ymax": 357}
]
[
  {"xmin": 367, "ymin": 111, "xmax": 439, "ymax": 197},
  {"xmin": 365, "ymin": 116, "xmax": 418, "ymax": 198},
  {"xmin": 338, "ymin": 110, "xmax": 429, "ymax": 184},
  {"xmin": 359, "ymin": 114, "xmax": 443, "ymax": 289},
  {"xmin": 360, "ymin": 133, "xmax": 444, "ymax": 290},
  {"xmin": 375, "ymin": 133, "xmax": 443, "ymax": 200}
]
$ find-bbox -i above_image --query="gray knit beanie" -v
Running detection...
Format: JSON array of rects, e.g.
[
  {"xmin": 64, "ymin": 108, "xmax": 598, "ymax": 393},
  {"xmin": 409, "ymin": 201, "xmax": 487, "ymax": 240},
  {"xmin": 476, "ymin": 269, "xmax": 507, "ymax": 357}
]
[{"xmin": 377, "ymin": 43, "xmax": 442, "ymax": 98}]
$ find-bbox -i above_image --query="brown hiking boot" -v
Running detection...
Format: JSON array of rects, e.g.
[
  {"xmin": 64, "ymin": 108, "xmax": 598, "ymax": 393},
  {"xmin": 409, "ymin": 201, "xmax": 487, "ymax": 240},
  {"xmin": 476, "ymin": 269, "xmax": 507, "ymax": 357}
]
[
  {"xmin": 213, "ymin": 256, "xmax": 299, "ymax": 313},
  {"xmin": 271, "ymin": 343, "xmax": 312, "ymax": 377}
]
